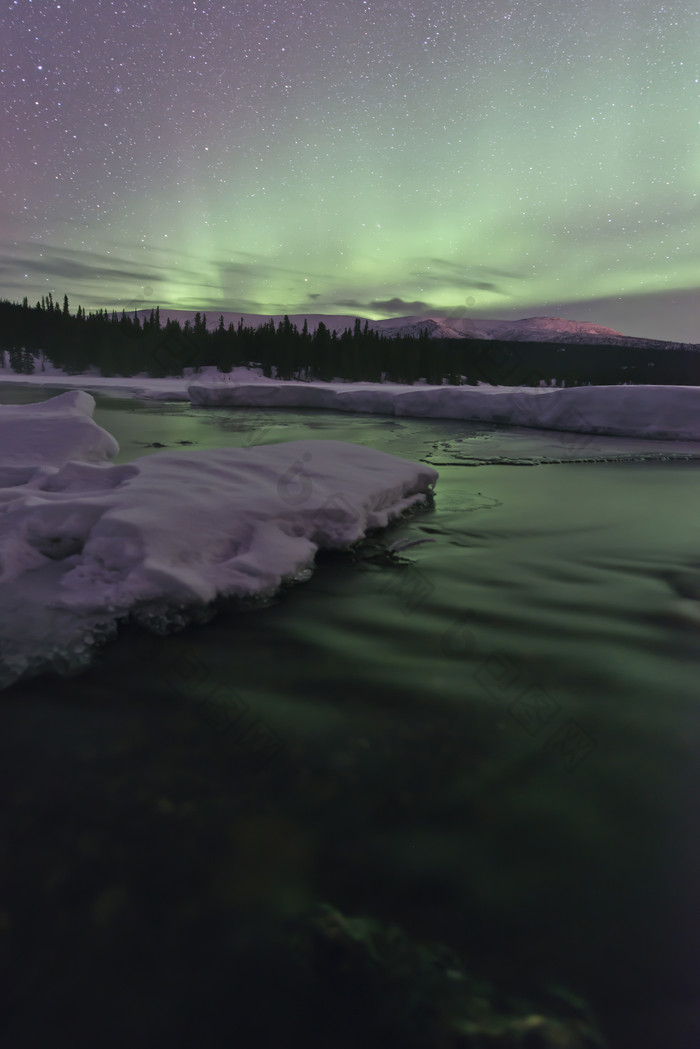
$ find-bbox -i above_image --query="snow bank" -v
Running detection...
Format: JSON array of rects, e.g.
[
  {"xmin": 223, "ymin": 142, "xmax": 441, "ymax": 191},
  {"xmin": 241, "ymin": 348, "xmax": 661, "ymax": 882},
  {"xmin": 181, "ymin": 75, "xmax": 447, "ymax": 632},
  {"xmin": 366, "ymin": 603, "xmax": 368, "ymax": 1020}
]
[
  {"xmin": 0, "ymin": 370, "xmax": 192, "ymax": 400},
  {"xmin": 0, "ymin": 393, "xmax": 437, "ymax": 688},
  {"xmin": 188, "ymin": 380, "xmax": 700, "ymax": 442},
  {"xmin": 0, "ymin": 364, "xmax": 272, "ymax": 400},
  {"xmin": 5, "ymin": 369, "xmax": 700, "ymax": 443},
  {"xmin": 0, "ymin": 390, "xmax": 119, "ymax": 468}
]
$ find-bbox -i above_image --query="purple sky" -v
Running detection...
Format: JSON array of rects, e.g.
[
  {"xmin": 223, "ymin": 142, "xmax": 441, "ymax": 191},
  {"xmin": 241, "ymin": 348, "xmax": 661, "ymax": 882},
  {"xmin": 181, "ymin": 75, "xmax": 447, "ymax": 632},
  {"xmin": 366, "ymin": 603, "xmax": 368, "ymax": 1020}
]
[{"xmin": 2, "ymin": 0, "xmax": 699, "ymax": 342}]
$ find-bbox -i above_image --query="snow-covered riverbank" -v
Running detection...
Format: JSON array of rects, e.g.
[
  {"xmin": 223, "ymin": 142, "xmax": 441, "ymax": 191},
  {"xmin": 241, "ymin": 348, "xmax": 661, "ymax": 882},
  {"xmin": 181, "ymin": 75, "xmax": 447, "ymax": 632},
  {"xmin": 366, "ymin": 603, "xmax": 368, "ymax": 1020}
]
[
  {"xmin": 188, "ymin": 377, "xmax": 700, "ymax": 441},
  {"xmin": 3, "ymin": 365, "xmax": 700, "ymax": 441}
]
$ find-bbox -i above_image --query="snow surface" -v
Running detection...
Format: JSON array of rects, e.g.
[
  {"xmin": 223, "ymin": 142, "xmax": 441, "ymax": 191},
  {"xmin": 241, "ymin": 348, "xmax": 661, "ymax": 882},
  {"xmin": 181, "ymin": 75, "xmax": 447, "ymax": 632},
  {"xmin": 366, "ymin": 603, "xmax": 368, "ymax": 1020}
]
[
  {"xmin": 0, "ymin": 391, "xmax": 437, "ymax": 688},
  {"xmin": 188, "ymin": 379, "xmax": 700, "ymax": 442}
]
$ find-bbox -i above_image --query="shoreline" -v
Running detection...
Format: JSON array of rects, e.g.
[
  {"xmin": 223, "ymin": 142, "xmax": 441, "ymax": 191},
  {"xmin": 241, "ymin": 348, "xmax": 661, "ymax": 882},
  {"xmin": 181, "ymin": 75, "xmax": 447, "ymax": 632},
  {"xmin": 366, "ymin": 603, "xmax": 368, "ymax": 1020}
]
[{"xmin": 4, "ymin": 368, "xmax": 700, "ymax": 443}]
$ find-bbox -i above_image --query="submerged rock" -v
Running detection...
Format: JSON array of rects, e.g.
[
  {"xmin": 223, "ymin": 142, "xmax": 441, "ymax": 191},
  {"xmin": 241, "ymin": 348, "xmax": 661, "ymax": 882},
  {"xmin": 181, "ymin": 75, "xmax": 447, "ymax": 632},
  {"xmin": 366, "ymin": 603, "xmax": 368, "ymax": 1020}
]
[{"xmin": 308, "ymin": 903, "xmax": 607, "ymax": 1048}]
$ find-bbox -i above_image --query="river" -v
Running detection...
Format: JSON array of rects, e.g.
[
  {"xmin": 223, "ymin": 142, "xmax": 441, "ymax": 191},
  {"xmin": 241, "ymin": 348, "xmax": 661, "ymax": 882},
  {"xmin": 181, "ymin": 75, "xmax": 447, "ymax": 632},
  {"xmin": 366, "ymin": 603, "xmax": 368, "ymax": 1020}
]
[{"xmin": 2, "ymin": 386, "xmax": 699, "ymax": 1049}]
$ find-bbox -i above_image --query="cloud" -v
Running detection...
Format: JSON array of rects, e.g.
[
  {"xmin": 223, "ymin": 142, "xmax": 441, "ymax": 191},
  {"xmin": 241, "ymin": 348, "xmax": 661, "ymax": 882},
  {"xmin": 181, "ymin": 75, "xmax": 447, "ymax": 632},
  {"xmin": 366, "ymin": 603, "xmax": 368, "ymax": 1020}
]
[
  {"xmin": 406, "ymin": 257, "xmax": 520, "ymax": 296},
  {"xmin": 0, "ymin": 250, "xmax": 150, "ymax": 284},
  {"xmin": 333, "ymin": 297, "xmax": 434, "ymax": 315},
  {"xmin": 414, "ymin": 270, "xmax": 505, "ymax": 294},
  {"xmin": 215, "ymin": 256, "xmax": 328, "ymax": 286},
  {"xmin": 188, "ymin": 297, "xmax": 269, "ymax": 313},
  {"xmin": 428, "ymin": 258, "xmax": 523, "ymax": 280},
  {"xmin": 368, "ymin": 297, "xmax": 434, "ymax": 315},
  {"xmin": 0, "ymin": 241, "xmax": 228, "ymax": 311},
  {"xmin": 0, "ymin": 242, "xmax": 204, "ymax": 291}
]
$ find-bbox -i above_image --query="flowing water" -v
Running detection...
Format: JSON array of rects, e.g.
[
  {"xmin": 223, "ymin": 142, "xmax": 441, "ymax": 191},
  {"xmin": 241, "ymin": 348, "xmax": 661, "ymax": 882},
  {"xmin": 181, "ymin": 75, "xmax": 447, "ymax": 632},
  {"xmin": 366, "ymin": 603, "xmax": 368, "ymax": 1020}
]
[{"xmin": 2, "ymin": 387, "xmax": 700, "ymax": 1048}]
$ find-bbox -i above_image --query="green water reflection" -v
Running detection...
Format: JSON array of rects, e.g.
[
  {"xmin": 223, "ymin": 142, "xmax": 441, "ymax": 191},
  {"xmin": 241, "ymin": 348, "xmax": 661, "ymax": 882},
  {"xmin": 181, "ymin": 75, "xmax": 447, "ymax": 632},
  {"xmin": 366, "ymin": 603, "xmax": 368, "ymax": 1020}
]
[{"xmin": 2, "ymin": 386, "xmax": 699, "ymax": 1048}]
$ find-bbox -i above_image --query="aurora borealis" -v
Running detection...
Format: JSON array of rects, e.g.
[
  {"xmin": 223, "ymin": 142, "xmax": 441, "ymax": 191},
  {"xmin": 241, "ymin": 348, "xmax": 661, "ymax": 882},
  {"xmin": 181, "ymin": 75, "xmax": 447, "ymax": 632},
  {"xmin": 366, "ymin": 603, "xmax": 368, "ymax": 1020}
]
[{"xmin": 2, "ymin": 0, "xmax": 699, "ymax": 341}]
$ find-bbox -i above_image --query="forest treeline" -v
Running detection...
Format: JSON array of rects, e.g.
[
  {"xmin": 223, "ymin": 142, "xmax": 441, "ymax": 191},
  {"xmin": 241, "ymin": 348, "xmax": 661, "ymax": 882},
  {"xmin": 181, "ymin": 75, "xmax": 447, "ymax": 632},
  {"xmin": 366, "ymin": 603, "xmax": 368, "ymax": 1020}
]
[{"xmin": 1, "ymin": 295, "xmax": 699, "ymax": 387}]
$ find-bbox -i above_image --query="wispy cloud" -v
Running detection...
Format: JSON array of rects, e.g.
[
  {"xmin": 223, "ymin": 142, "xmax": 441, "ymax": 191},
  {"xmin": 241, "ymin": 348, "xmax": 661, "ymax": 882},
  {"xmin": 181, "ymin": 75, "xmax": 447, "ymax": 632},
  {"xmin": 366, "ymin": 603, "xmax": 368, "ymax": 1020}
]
[{"xmin": 0, "ymin": 245, "xmax": 155, "ymax": 284}]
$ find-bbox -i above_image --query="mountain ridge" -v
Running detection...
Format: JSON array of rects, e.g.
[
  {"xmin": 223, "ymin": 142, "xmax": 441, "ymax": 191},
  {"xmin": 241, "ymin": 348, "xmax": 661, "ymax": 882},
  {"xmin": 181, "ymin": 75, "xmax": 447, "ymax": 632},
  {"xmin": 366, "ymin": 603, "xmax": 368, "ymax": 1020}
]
[{"xmin": 133, "ymin": 310, "xmax": 697, "ymax": 350}]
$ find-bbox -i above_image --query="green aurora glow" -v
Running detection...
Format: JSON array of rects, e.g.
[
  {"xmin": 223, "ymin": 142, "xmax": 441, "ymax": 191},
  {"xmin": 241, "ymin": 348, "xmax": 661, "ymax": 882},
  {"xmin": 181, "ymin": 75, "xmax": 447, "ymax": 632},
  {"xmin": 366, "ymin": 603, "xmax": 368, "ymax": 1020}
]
[{"xmin": 2, "ymin": 0, "xmax": 700, "ymax": 340}]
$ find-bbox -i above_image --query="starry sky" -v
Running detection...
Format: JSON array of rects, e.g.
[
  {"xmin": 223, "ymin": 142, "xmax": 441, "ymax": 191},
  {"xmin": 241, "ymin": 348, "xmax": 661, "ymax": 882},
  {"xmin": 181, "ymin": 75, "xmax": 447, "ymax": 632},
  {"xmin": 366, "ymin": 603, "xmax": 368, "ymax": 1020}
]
[{"xmin": 2, "ymin": 0, "xmax": 699, "ymax": 341}]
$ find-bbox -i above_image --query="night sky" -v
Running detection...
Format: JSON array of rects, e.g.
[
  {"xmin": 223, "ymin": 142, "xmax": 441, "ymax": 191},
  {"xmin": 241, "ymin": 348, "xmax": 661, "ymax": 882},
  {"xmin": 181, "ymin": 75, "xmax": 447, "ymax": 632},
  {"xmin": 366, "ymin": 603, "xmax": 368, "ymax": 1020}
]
[{"xmin": 2, "ymin": 0, "xmax": 699, "ymax": 341}]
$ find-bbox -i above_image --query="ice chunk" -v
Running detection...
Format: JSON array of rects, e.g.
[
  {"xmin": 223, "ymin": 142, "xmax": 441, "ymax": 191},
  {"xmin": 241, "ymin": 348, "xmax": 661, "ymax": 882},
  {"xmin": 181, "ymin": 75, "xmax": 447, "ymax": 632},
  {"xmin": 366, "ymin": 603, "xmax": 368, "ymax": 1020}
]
[
  {"xmin": 425, "ymin": 428, "xmax": 700, "ymax": 466},
  {"xmin": 0, "ymin": 420, "xmax": 437, "ymax": 687}
]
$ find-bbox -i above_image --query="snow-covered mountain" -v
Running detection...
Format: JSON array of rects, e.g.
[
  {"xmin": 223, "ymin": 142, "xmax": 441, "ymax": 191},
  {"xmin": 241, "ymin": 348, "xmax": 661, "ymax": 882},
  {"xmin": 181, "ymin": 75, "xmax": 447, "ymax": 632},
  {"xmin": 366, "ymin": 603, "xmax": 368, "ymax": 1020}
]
[
  {"xmin": 134, "ymin": 310, "xmax": 694, "ymax": 349},
  {"xmin": 367, "ymin": 315, "xmax": 690, "ymax": 347},
  {"xmin": 373, "ymin": 315, "xmax": 629, "ymax": 342}
]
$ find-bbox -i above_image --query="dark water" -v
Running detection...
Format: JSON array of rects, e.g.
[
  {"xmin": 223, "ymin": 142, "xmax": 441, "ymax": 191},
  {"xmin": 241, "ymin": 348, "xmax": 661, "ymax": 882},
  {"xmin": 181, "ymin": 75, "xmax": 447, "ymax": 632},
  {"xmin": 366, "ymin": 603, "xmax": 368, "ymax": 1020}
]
[{"xmin": 2, "ymin": 387, "xmax": 700, "ymax": 1048}]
